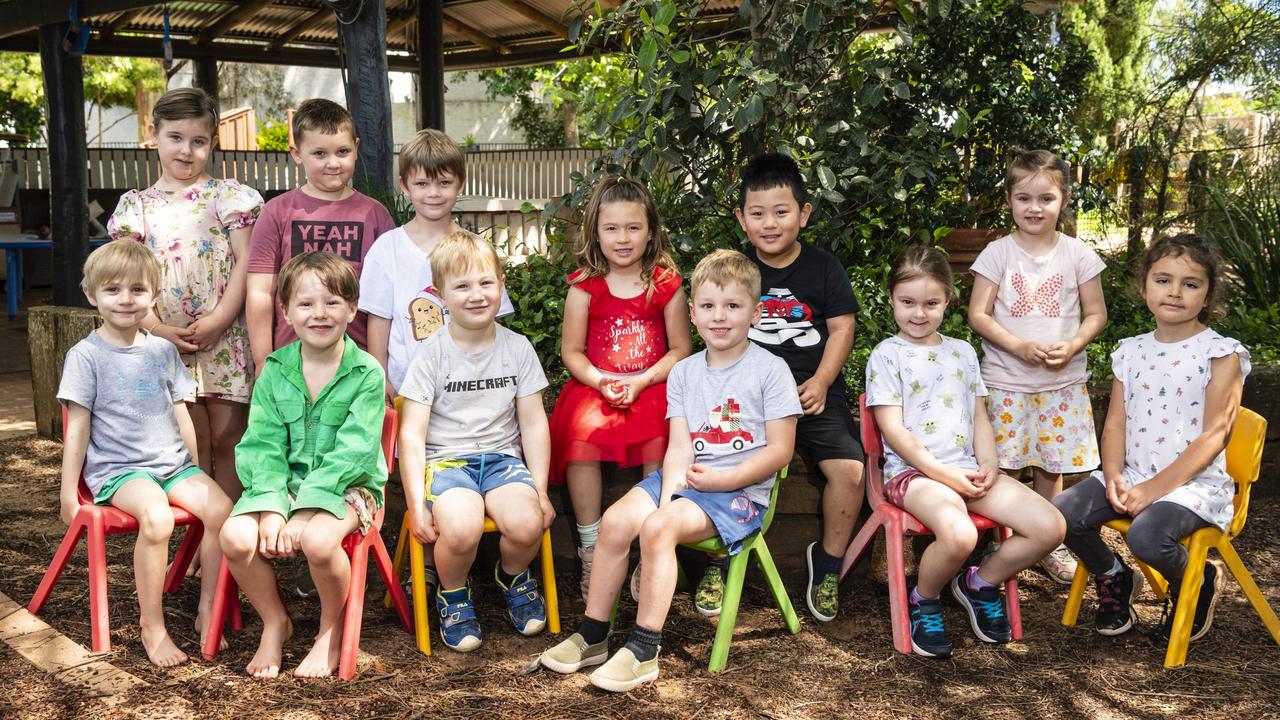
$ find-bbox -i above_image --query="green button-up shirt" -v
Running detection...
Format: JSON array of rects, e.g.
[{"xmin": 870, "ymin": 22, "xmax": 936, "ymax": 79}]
[{"xmin": 232, "ymin": 337, "xmax": 388, "ymax": 519}]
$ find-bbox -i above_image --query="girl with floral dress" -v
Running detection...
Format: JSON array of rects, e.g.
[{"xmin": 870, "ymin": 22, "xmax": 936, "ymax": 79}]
[{"xmin": 109, "ymin": 87, "xmax": 262, "ymax": 508}]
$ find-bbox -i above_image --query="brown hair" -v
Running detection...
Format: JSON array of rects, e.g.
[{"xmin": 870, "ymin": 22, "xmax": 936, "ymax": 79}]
[
  {"xmin": 889, "ymin": 244, "xmax": 956, "ymax": 302},
  {"xmin": 399, "ymin": 128, "xmax": 466, "ymax": 184},
  {"xmin": 291, "ymin": 98, "xmax": 356, "ymax": 146},
  {"xmin": 1138, "ymin": 233, "xmax": 1223, "ymax": 324},
  {"xmin": 151, "ymin": 87, "xmax": 218, "ymax": 137},
  {"xmin": 573, "ymin": 175, "xmax": 679, "ymax": 301},
  {"xmin": 690, "ymin": 248, "xmax": 760, "ymax": 300},
  {"xmin": 1005, "ymin": 147, "xmax": 1075, "ymax": 236},
  {"xmin": 431, "ymin": 230, "xmax": 502, "ymax": 288},
  {"xmin": 82, "ymin": 240, "xmax": 161, "ymax": 294},
  {"xmin": 278, "ymin": 251, "xmax": 359, "ymax": 307}
]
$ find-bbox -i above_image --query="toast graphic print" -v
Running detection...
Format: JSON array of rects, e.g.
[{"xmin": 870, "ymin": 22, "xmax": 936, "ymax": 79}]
[{"xmin": 409, "ymin": 286, "xmax": 446, "ymax": 341}]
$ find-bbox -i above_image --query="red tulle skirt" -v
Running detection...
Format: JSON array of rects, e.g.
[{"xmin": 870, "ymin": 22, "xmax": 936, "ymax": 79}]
[{"xmin": 548, "ymin": 378, "xmax": 670, "ymax": 485}]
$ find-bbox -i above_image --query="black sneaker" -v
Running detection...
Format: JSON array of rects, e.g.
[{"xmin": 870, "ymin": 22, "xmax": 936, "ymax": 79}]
[
  {"xmin": 1094, "ymin": 564, "xmax": 1143, "ymax": 636},
  {"xmin": 908, "ymin": 595, "xmax": 953, "ymax": 658},
  {"xmin": 950, "ymin": 569, "xmax": 1011, "ymax": 643},
  {"xmin": 1156, "ymin": 560, "xmax": 1223, "ymax": 643}
]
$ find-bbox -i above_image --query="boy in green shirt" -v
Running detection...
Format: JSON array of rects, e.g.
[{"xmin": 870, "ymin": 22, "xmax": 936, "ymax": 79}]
[{"xmin": 221, "ymin": 251, "xmax": 388, "ymax": 678}]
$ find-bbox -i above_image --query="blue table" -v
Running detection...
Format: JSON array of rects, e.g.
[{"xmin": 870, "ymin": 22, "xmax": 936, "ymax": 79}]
[{"xmin": 1, "ymin": 235, "xmax": 109, "ymax": 319}]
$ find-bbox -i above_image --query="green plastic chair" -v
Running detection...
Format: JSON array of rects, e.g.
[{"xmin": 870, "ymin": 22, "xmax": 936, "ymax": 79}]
[{"xmin": 681, "ymin": 465, "xmax": 800, "ymax": 671}]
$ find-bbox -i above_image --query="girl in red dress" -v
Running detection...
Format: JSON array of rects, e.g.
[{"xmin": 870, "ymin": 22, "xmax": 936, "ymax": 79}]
[{"xmin": 549, "ymin": 176, "xmax": 693, "ymax": 601}]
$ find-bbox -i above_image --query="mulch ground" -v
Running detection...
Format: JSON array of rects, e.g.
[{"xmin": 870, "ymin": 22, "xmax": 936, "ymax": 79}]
[{"xmin": 2, "ymin": 434, "xmax": 1278, "ymax": 720}]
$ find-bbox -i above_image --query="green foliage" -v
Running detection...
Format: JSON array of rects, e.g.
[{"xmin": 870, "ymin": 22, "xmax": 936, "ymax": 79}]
[
  {"xmin": 501, "ymin": 252, "xmax": 576, "ymax": 385},
  {"xmin": 1060, "ymin": 0, "xmax": 1157, "ymax": 152},
  {"xmin": 466, "ymin": 67, "xmax": 566, "ymax": 148},
  {"xmin": 0, "ymin": 53, "xmax": 165, "ymax": 142},
  {"xmin": 219, "ymin": 63, "xmax": 293, "ymax": 119},
  {"xmin": 255, "ymin": 117, "xmax": 291, "ymax": 151},
  {"xmin": 0, "ymin": 53, "xmax": 44, "ymax": 140},
  {"xmin": 1198, "ymin": 156, "xmax": 1280, "ymax": 309},
  {"xmin": 83, "ymin": 56, "xmax": 165, "ymax": 110}
]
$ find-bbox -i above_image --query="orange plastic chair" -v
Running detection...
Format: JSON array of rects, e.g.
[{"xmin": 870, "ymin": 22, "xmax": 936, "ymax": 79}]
[
  {"xmin": 838, "ymin": 394, "xmax": 1023, "ymax": 654},
  {"xmin": 28, "ymin": 405, "xmax": 233, "ymax": 653},
  {"xmin": 201, "ymin": 406, "xmax": 413, "ymax": 680},
  {"xmin": 1061, "ymin": 407, "xmax": 1280, "ymax": 667}
]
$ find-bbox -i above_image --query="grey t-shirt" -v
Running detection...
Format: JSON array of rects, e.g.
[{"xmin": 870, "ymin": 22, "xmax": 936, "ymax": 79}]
[
  {"xmin": 667, "ymin": 343, "xmax": 802, "ymax": 505},
  {"xmin": 399, "ymin": 325, "xmax": 549, "ymax": 461},
  {"xmin": 57, "ymin": 331, "xmax": 198, "ymax": 495}
]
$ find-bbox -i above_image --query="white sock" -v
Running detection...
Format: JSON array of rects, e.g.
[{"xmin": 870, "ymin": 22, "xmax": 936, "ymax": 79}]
[{"xmin": 577, "ymin": 519, "xmax": 601, "ymax": 547}]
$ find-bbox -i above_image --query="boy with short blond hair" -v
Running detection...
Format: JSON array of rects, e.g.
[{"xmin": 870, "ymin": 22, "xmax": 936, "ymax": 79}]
[
  {"xmin": 539, "ymin": 248, "xmax": 801, "ymax": 692},
  {"xmin": 58, "ymin": 240, "xmax": 233, "ymax": 668},
  {"xmin": 245, "ymin": 98, "xmax": 396, "ymax": 372},
  {"xmin": 396, "ymin": 232, "xmax": 552, "ymax": 652}
]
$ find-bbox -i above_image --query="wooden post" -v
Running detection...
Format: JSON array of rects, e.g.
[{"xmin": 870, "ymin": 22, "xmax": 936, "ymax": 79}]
[
  {"xmin": 195, "ymin": 57, "xmax": 220, "ymax": 113},
  {"xmin": 1125, "ymin": 145, "xmax": 1148, "ymax": 258},
  {"xmin": 28, "ymin": 306, "xmax": 101, "ymax": 439},
  {"xmin": 419, "ymin": 0, "xmax": 445, "ymax": 131},
  {"xmin": 338, "ymin": 0, "xmax": 395, "ymax": 197},
  {"xmin": 39, "ymin": 23, "xmax": 90, "ymax": 307}
]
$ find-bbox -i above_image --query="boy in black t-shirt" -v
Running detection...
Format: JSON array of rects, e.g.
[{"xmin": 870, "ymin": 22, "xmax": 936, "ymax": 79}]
[{"xmin": 715, "ymin": 152, "xmax": 866, "ymax": 623}]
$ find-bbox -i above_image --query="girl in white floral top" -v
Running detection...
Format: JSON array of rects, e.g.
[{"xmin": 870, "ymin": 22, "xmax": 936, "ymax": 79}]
[
  {"xmin": 108, "ymin": 87, "xmax": 262, "ymax": 507},
  {"xmin": 1054, "ymin": 234, "xmax": 1248, "ymax": 643}
]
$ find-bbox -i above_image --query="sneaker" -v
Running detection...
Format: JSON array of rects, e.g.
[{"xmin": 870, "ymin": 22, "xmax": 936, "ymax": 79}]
[
  {"xmin": 805, "ymin": 541, "xmax": 839, "ymax": 623},
  {"xmin": 435, "ymin": 587, "xmax": 482, "ymax": 652},
  {"xmin": 577, "ymin": 545, "xmax": 595, "ymax": 603},
  {"xmin": 1039, "ymin": 544, "xmax": 1079, "ymax": 585},
  {"xmin": 1156, "ymin": 560, "xmax": 1223, "ymax": 643},
  {"xmin": 495, "ymin": 563, "xmax": 547, "ymax": 636},
  {"xmin": 908, "ymin": 595, "xmax": 953, "ymax": 658},
  {"xmin": 950, "ymin": 569, "xmax": 1012, "ymax": 643},
  {"xmin": 1094, "ymin": 564, "xmax": 1143, "ymax": 636},
  {"xmin": 695, "ymin": 563, "xmax": 725, "ymax": 617},
  {"xmin": 539, "ymin": 632, "xmax": 609, "ymax": 674},
  {"xmin": 589, "ymin": 647, "xmax": 659, "ymax": 692},
  {"xmin": 629, "ymin": 562, "xmax": 642, "ymax": 602}
]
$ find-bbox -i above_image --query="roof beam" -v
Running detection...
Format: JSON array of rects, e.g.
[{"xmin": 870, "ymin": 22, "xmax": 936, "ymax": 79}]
[
  {"xmin": 267, "ymin": 7, "xmax": 332, "ymax": 51},
  {"xmin": 442, "ymin": 14, "xmax": 512, "ymax": 54},
  {"xmin": 196, "ymin": 0, "xmax": 279, "ymax": 45},
  {"xmin": 490, "ymin": 0, "xmax": 568, "ymax": 39},
  {"xmin": 101, "ymin": 9, "xmax": 143, "ymax": 40}
]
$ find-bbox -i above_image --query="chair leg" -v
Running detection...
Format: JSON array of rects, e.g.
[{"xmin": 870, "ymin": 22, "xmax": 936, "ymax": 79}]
[
  {"xmin": 202, "ymin": 558, "xmax": 235, "ymax": 660},
  {"xmin": 1062, "ymin": 562, "xmax": 1091, "ymax": 627},
  {"xmin": 338, "ymin": 541, "xmax": 370, "ymax": 681},
  {"xmin": 839, "ymin": 514, "xmax": 883, "ymax": 582},
  {"xmin": 1219, "ymin": 540, "xmax": 1280, "ymax": 646},
  {"xmin": 998, "ymin": 527, "xmax": 1022, "ymax": 640},
  {"xmin": 385, "ymin": 513, "xmax": 410, "ymax": 610},
  {"xmin": 539, "ymin": 528, "xmax": 560, "ymax": 634},
  {"xmin": 885, "ymin": 519, "xmax": 912, "ymax": 655},
  {"xmin": 28, "ymin": 519, "xmax": 87, "ymax": 615},
  {"xmin": 1136, "ymin": 560, "xmax": 1168, "ymax": 601},
  {"xmin": 86, "ymin": 514, "xmax": 112, "ymax": 653},
  {"xmin": 753, "ymin": 538, "xmax": 799, "ymax": 634},
  {"xmin": 164, "ymin": 523, "xmax": 203, "ymax": 594},
  {"xmin": 409, "ymin": 535, "xmax": 432, "ymax": 656},
  {"xmin": 1163, "ymin": 538, "xmax": 1211, "ymax": 668},
  {"xmin": 707, "ymin": 544, "xmax": 750, "ymax": 672},
  {"xmin": 372, "ymin": 532, "xmax": 412, "ymax": 633}
]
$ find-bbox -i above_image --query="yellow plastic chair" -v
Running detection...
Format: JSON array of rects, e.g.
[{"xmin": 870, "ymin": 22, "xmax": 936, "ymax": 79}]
[
  {"xmin": 1061, "ymin": 407, "xmax": 1280, "ymax": 667},
  {"xmin": 383, "ymin": 399, "xmax": 559, "ymax": 656}
]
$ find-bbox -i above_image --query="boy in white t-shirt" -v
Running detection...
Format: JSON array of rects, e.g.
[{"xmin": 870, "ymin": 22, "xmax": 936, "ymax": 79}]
[{"xmin": 359, "ymin": 129, "xmax": 512, "ymax": 399}]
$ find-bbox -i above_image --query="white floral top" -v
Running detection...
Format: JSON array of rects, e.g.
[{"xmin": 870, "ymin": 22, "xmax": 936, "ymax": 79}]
[
  {"xmin": 1092, "ymin": 328, "xmax": 1250, "ymax": 530},
  {"xmin": 108, "ymin": 178, "xmax": 263, "ymax": 402},
  {"xmin": 866, "ymin": 335, "xmax": 989, "ymax": 481}
]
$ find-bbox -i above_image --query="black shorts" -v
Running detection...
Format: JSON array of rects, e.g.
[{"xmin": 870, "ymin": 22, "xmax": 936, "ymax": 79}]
[{"xmin": 795, "ymin": 388, "xmax": 865, "ymax": 485}]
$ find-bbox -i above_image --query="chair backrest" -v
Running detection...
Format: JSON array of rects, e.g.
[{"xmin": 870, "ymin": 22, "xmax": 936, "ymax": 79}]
[
  {"xmin": 60, "ymin": 404, "xmax": 95, "ymax": 505},
  {"xmin": 858, "ymin": 394, "xmax": 888, "ymax": 510},
  {"xmin": 758, "ymin": 464, "xmax": 788, "ymax": 533},
  {"xmin": 1226, "ymin": 406, "xmax": 1267, "ymax": 538}
]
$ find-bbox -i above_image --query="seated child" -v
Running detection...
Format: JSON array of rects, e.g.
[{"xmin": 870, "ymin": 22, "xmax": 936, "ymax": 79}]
[
  {"xmin": 539, "ymin": 248, "xmax": 801, "ymax": 692},
  {"xmin": 397, "ymin": 232, "xmax": 553, "ymax": 652},
  {"xmin": 1054, "ymin": 233, "xmax": 1247, "ymax": 642},
  {"xmin": 866, "ymin": 245, "xmax": 1065, "ymax": 659},
  {"xmin": 58, "ymin": 240, "xmax": 232, "ymax": 667},
  {"xmin": 220, "ymin": 251, "xmax": 388, "ymax": 678}
]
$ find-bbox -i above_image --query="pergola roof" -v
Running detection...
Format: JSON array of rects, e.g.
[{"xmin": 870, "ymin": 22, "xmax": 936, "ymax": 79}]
[{"xmin": 0, "ymin": 0, "xmax": 751, "ymax": 72}]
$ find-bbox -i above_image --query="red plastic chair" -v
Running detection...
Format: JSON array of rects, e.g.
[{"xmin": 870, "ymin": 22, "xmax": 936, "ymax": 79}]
[
  {"xmin": 28, "ymin": 405, "xmax": 238, "ymax": 653},
  {"xmin": 839, "ymin": 394, "xmax": 1022, "ymax": 654},
  {"xmin": 201, "ymin": 406, "xmax": 413, "ymax": 680}
]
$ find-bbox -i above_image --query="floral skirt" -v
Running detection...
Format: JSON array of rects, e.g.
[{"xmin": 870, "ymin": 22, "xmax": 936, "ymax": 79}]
[{"xmin": 987, "ymin": 383, "xmax": 1100, "ymax": 474}]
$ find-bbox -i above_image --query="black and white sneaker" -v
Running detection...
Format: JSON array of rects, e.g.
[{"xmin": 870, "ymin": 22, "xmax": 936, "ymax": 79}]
[
  {"xmin": 1094, "ymin": 563, "xmax": 1143, "ymax": 636},
  {"xmin": 1157, "ymin": 560, "xmax": 1223, "ymax": 643}
]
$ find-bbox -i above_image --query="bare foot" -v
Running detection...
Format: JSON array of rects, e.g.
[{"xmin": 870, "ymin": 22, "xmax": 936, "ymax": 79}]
[
  {"xmin": 195, "ymin": 609, "xmax": 229, "ymax": 653},
  {"xmin": 140, "ymin": 625, "xmax": 189, "ymax": 668},
  {"xmin": 293, "ymin": 625, "xmax": 342, "ymax": 678},
  {"xmin": 246, "ymin": 616, "xmax": 293, "ymax": 679}
]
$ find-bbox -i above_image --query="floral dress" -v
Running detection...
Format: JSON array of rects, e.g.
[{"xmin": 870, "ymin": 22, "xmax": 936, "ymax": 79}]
[{"xmin": 108, "ymin": 178, "xmax": 263, "ymax": 403}]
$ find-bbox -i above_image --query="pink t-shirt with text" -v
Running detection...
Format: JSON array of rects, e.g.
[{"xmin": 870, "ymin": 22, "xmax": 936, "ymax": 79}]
[
  {"xmin": 247, "ymin": 188, "xmax": 395, "ymax": 350},
  {"xmin": 969, "ymin": 233, "xmax": 1106, "ymax": 393}
]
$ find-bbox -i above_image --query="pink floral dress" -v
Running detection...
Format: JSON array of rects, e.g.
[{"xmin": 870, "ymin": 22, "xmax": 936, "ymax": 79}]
[{"xmin": 108, "ymin": 178, "xmax": 263, "ymax": 403}]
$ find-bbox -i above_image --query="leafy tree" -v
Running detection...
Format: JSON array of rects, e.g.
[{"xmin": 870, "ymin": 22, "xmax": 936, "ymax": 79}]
[
  {"xmin": 83, "ymin": 56, "xmax": 166, "ymax": 145},
  {"xmin": 256, "ymin": 117, "xmax": 291, "ymax": 151},
  {"xmin": 219, "ymin": 62, "xmax": 294, "ymax": 119},
  {"xmin": 1060, "ymin": 0, "xmax": 1157, "ymax": 152},
  {"xmin": 0, "ymin": 53, "xmax": 44, "ymax": 142}
]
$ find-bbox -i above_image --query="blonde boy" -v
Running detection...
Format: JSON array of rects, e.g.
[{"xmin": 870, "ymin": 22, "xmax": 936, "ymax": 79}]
[{"xmin": 57, "ymin": 240, "xmax": 232, "ymax": 667}]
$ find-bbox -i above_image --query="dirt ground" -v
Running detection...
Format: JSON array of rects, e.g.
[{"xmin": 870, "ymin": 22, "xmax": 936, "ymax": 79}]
[{"xmin": 2, "ymin": 434, "xmax": 1279, "ymax": 720}]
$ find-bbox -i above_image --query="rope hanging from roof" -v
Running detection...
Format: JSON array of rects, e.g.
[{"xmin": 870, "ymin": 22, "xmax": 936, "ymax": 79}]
[{"xmin": 322, "ymin": 0, "xmax": 367, "ymax": 25}]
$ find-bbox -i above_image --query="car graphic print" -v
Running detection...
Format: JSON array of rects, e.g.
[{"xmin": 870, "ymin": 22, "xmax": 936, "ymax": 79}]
[
  {"xmin": 749, "ymin": 287, "xmax": 821, "ymax": 347},
  {"xmin": 690, "ymin": 395, "xmax": 755, "ymax": 454}
]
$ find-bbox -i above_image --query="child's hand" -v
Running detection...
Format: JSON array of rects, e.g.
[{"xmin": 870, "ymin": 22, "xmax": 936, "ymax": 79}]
[
  {"xmin": 597, "ymin": 376, "xmax": 626, "ymax": 406},
  {"xmin": 974, "ymin": 464, "xmax": 999, "ymax": 491},
  {"xmin": 185, "ymin": 310, "xmax": 231, "ymax": 352},
  {"xmin": 1043, "ymin": 341, "xmax": 1077, "ymax": 369},
  {"xmin": 59, "ymin": 493, "xmax": 79, "ymax": 526},
  {"xmin": 537, "ymin": 490, "xmax": 556, "ymax": 529},
  {"xmin": 408, "ymin": 505, "xmax": 438, "ymax": 544},
  {"xmin": 610, "ymin": 376, "xmax": 649, "ymax": 408},
  {"xmin": 384, "ymin": 381, "xmax": 397, "ymax": 406},
  {"xmin": 796, "ymin": 377, "xmax": 831, "ymax": 415},
  {"xmin": 941, "ymin": 466, "xmax": 986, "ymax": 499},
  {"xmin": 685, "ymin": 463, "xmax": 725, "ymax": 491},
  {"xmin": 152, "ymin": 323, "xmax": 200, "ymax": 353},
  {"xmin": 277, "ymin": 516, "xmax": 309, "ymax": 557},
  {"xmin": 257, "ymin": 512, "xmax": 286, "ymax": 557},
  {"xmin": 1015, "ymin": 340, "xmax": 1049, "ymax": 366},
  {"xmin": 1121, "ymin": 479, "xmax": 1164, "ymax": 516},
  {"xmin": 1104, "ymin": 473, "xmax": 1128, "ymax": 514}
]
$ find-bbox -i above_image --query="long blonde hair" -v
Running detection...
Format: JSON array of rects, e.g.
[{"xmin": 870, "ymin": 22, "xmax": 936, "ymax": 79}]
[{"xmin": 573, "ymin": 175, "xmax": 679, "ymax": 301}]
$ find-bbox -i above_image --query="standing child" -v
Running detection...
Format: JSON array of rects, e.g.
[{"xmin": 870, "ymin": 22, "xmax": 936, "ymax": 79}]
[
  {"xmin": 967, "ymin": 148, "xmax": 1108, "ymax": 583},
  {"xmin": 548, "ymin": 175, "xmax": 692, "ymax": 601},
  {"xmin": 246, "ymin": 98, "xmax": 396, "ymax": 371},
  {"xmin": 108, "ymin": 87, "xmax": 263, "ymax": 503},
  {"xmin": 220, "ymin": 252, "xmax": 388, "ymax": 678},
  {"xmin": 866, "ymin": 245, "xmax": 1065, "ymax": 658},
  {"xmin": 539, "ymin": 249, "xmax": 800, "ymax": 691},
  {"xmin": 1054, "ymin": 234, "xmax": 1246, "ymax": 642},
  {"xmin": 58, "ymin": 241, "xmax": 232, "ymax": 667}
]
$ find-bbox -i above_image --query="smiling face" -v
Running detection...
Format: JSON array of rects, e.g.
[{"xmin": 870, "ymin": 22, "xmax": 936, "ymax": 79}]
[
  {"xmin": 150, "ymin": 116, "xmax": 215, "ymax": 186},
  {"xmin": 690, "ymin": 279, "xmax": 760, "ymax": 356},
  {"xmin": 293, "ymin": 128, "xmax": 359, "ymax": 197},
  {"xmin": 596, "ymin": 200, "xmax": 651, "ymax": 272},
  {"xmin": 1007, "ymin": 172, "xmax": 1065, "ymax": 241},
  {"xmin": 736, "ymin": 185, "xmax": 812, "ymax": 266},
  {"xmin": 85, "ymin": 275, "xmax": 156, "ymax": 336},
  {"xmin": 282, "ymin": 269, "xmax": 358, "ymax": 352},
  {"xmin": 438, "ymin": 261, "xmax": 503, "ymax": 333},
  {"xmin": 401, "ymin": 167, "xmax": 462, "ymax": 223},
  {"xmin": 1141, "ymin": 253, "xmax": 1211, "ymax": 333},
  {"xmin": 891, "ymin": 275, "xmax": 950, "ymax": 344}
]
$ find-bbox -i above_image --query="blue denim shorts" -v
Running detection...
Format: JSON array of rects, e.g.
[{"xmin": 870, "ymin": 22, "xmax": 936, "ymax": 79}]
[
  {"xmin": 635, "ymin": 469, "xmax": 765, "ymax": 555},
  {"xmin": 425, "ymin": 453, "xmax": 535, "ymax": 509}
]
